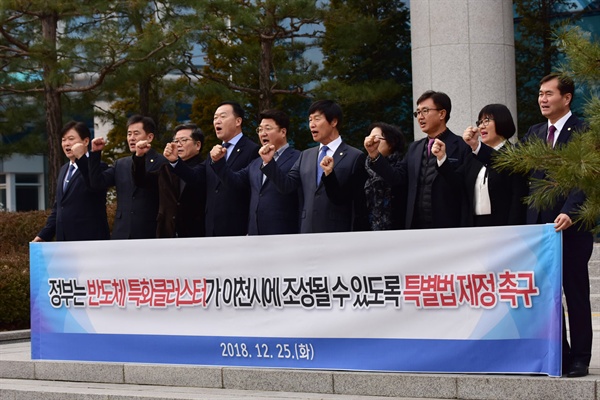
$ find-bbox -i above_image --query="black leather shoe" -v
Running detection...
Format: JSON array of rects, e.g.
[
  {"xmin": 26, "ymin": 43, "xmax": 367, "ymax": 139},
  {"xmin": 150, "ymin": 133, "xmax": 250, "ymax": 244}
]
[{"xmin": 567, "ymin": 362, "xmax": 589, "ymax": 378}]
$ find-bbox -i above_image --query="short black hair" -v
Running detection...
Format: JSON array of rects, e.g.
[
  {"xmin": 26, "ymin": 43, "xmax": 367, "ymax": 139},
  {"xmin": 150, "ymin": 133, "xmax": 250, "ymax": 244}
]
[
  {"xmin": 61, "ymin": 121, "xmax": 91, "ymax": 141},
  {"xmin": 478, "ymin": 104, "xmax": 516, "ymax": 140},
  {"xmin": 218, "ymin": 101, "xmax": 245, "ymax": 121},
  {"xmin": 174, "ymin": 123, "xmax": 204, "ymax": 147},
  {"xmin": 308, "ymin": 100, "xmax": 343, "ymax": 127},
  {"xmin": 540, "ymin": 73, "xmax": 575, "ymax": 105},
  {"xmin": 127, "ymin": 114, "xmax": 157, "ymax": 136},
  {"xmin": 259, "ymin": 109, "xmax": 290, "ymax": 131},
  {"xmin": 416, "ymin": 90, "xmax": 452, "ymax": 122},
  {"xmin": 368, "ymin": 122, "xmax": 406, "ymax": 155}
]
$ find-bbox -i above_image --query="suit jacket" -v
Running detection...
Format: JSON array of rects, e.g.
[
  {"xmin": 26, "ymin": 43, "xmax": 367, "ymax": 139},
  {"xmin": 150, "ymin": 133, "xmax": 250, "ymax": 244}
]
[
  {"xmin": 133, "ymin": 153, "xmax": 206, "ymax": 238},
  {"xmin": 262, "ymin": 141, "xmax": 368, "ymax": 233},
  {"xmin": 172, "ymin": 134, "xmax": 260, "ymax": 236},
  {"xmin": 86, "ymin": 148, "xmax": 167, "ymax": 239},
  {"xmin": 211, "ymin": 146, "xmax": 301, "ymax": 235},
  {"xmin": 369, "ymin": 129, "xmax": 471, "ymax": 229},
  {"xmin": 459, "ymin": 145, "xmax": 527, "ymax": 226},
  {"xmin": 477, "ymin": 114, "xmax": 588, "ymax": 231},
  {"xmin": 38, "ymin": 160, "xmax": 109, "ymax": 241}
]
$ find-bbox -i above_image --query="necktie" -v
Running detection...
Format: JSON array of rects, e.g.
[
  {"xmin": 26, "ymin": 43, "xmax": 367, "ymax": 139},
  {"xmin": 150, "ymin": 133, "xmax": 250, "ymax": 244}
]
[
  {"xmin": 547, "ymin": 125, "xmax": 556, "ymax": 148},
  {"xmin": 427, "ymin": 138, "xmax": 435, "ymax": 157},
  {"xmin": 222, "ymin": 142, "xmax": 231, "ymax": 160},
  {"xmin": 63, "ymin": 164, "xmax": 75, "ymax": 192},
  {"xmin": 316, "ymin": 145, "xmax": 329, "ymax": 186}
]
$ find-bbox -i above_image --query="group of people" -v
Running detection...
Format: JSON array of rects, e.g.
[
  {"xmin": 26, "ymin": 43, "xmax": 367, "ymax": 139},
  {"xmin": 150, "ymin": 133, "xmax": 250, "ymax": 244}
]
[{"xmin": 33, "ymin": 73, "xmax": 594, "ymax": 378}]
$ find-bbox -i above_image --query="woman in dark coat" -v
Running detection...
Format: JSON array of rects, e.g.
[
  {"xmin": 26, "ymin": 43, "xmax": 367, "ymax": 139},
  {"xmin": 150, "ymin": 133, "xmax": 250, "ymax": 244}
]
[{"xmin": 363, "ymin": 122, "xmax": 407, "ymax": 230}]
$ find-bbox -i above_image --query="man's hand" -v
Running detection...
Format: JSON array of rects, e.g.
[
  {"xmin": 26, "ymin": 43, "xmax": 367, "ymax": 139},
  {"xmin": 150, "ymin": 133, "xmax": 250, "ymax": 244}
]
[
  {"xmin": 364, "ymin": 134, "xmax": 381, "ymax": 160},
  {"xmin": 135, "ymin": 140, "xmax": 151, "ymax": 157},
  {"xmin": 210, "ymin": 144, "xmax": 227, "ymax": 162},
  {"xmin": 554, "ymin": 213, "xmax": 573, "ymax": 232},
  {"xmin": 259, "ymin": 144, "xmax": 276, "ymax": 164},
  {"xmin": 431, "ymin": 138, "xmax": 446, "ymax": 161},
  {"xmin": 91, "ymin": 137, "xmax": 106, "ymax": 152},
  {"xmin": 32, "ymin": 236, "xmax": 44, "ymax": 242},
  {"xmin": 463, "ymin": 126, "xmax": 480, "ymax": 151},
  {"xmin": 71, "ymin": 143, "xmax": 87, "ymax": 159},
  {"xmin": 163, "ymin": 142, "xmax": 178, "ymax": 162},
  {"xmin": 320, "ymin": 155, "xmax": 334, "ymax": 176}
]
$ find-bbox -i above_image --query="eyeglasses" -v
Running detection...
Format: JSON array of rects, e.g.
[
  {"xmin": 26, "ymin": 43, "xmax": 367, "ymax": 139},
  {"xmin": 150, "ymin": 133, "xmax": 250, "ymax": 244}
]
[
  {"xmin": 413, "ymin": 108, "xmax": 441, "ymax": 118},
  {"xmin": 172, "ymin": 138, "xmax": 193, "ymax": 145},
  {"xmin": 256, "ymin": 126, "xmax": 277, "ymax": 134},
  {"xmin": 475, "ymin": 118, "xmax": 493, "ymax": 127}
]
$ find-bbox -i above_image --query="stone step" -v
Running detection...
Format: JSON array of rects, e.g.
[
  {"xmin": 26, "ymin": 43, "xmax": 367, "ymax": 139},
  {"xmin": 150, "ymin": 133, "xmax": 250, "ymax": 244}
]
[{"xmin": 1, "ymin": 354, "xmax": 599, "ymax": 400}]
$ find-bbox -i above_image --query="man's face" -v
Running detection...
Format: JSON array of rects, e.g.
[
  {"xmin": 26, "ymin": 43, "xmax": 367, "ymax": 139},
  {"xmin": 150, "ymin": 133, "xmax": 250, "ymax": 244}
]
[
  {"xmin": 257, "ymin": 118, "xmax": 286, "ymax": 150},
  {"xmin": 61, "ymin": 129, "xmax": 89, "ymax": 161},
  {"xmin": 415, "ymin": 98, "xmax": 445, "ymax": 137},
  {"xmin": 309, "ymin": 111, "xmax": 337, "ymax": 145},
  {"xmin": 172, "ymin": 129, "xmax": 200, "ymax": 161},
  {"xmin": 539, "ymin": 78, "xmax": 571, "ymax": 123},
  {"xmin": 127, "ymin": 122, "xmax": 153, "ymax": 152},
  {"xmin": 213, "ymin": 104, "xmax": 241, "ymax": 142}
]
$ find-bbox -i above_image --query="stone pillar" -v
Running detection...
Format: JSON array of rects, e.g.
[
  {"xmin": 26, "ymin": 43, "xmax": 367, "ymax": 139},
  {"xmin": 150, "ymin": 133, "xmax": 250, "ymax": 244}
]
[{"xmin": 410, "ymin": 0, "xmax": 517, "ymax": 140}]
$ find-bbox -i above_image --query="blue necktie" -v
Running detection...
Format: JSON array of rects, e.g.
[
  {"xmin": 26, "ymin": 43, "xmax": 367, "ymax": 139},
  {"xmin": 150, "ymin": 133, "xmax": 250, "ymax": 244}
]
[
  {"xmin": 316, "ymin": 145, "xmax": 329, "ymax": 186},
  {"xmin": 63, "ymin": 164, "xmax": 75, "ymax": 192},
  {"xmin": 222, "ymin": 142, "xmax": 231, "ymax": 160}
]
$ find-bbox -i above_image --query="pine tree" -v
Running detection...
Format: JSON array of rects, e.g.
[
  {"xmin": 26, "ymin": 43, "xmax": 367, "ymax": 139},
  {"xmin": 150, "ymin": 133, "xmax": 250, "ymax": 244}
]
[{"xmin": 495, "ymin": 26, "xmax": 600, "ymax": 232}]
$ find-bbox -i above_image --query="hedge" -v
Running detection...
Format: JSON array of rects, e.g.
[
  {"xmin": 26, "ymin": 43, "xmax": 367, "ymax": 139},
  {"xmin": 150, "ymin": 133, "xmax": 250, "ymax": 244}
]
[{"xmin": 0, "ymin": 204, "xmax": 116, "ymax": 330}]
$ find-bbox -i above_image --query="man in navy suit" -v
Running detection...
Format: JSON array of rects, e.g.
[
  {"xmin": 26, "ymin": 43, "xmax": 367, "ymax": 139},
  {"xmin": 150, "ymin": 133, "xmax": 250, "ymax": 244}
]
[
  {"xmin": 210, "ymin": 109, "xmax": 300, "ymax": 235},
  {"xmin": 474, "ymin": 73, "xmax": 594, "ymax": 377},
  {"xmin": 164, "ymin": 101, "xmax": 260, "ymax": 236},
  {"xmin": 82, "ymin": 115, "xmax": 167, "ymax": 239},
  {"xmin": 34, "ymin": 121, "xmax": 109, "ymax": 242},
  {"xmin": 260, "ymin": 100, "xmax": 368, "ymax": 233},
  {"xmin": 365, "ymin": 91, "xmax": 471, "ymax": 229}
]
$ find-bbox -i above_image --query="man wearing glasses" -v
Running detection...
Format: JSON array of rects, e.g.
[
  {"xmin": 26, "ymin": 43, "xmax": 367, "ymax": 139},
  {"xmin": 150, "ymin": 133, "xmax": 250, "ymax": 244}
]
[
  {"xmin": 134, "ymin": 124, "xmax": 206, "ymax": 238},
  {"xmin": 209, "ymin": 109, "xmax": 301, "ymax": 235},
  {"xmin": 364, "ymin": 90, "xmax": 470, "ymax": 229}
]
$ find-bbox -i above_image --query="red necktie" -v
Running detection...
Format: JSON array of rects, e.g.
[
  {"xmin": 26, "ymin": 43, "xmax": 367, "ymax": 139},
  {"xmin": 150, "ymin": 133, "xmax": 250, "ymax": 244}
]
[{"xmin": 547, "ymin": 125, "xmax": 556, "ymax": 148}]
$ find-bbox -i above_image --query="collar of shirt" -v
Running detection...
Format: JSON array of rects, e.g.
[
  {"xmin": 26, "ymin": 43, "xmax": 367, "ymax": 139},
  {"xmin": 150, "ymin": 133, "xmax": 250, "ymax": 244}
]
[
  {"xmin": 494, "ymin": 141, "xmax": 506, "ymax": 151},
  {"xmin": 320, "ymin": 136, "xmax": 342, "ymax": 157},
  {"xmin": 274, "ymin": 143, "xmax": 289, "ymax": 161},
  {"xmin": 548, "ymin": 111, "xmax": 572, "ymax": 139},
  {"xmin": 223, "ymin": 132, "xmax": 243, "ymax": 159}
]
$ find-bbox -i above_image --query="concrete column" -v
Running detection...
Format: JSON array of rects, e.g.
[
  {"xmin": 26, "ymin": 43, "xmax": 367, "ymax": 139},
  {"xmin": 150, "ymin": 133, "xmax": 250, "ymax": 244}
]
[{"xmin": 410, "ymin": 0, "xmax": 517, "ymax": 140}]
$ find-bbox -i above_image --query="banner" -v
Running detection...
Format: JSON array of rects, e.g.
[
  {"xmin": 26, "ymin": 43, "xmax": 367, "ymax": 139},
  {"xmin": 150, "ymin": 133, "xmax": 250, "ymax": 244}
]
[{"xmin": 30, "ymin": 224, "xmax": 562, "ymax": 376}]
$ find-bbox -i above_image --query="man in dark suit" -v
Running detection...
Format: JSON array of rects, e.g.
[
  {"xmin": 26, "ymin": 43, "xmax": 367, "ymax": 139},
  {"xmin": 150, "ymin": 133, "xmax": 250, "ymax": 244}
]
[
  {"xmin": 260, "ymin": 100, "xmax": 368, "ymax": 233},
  {"xmin": 474, "ymin": 73, "xmax": 594, "ymax": 377},
  {"xmin": 164, "ymin": 101, "xmax": 260, "ymax": 236},
  {"xmin": 210, "ymin": 109, "xmax": 300, "ymax": 235},
  {"xmin": 83, "ymin": 114, "xmax": 167, "ymax": 239},
  {"xmin": 133, "ymin": 124, "xmax": 206, "ymax": 238},
  {"xmin": 33, "ymin": 121, "xmax": 109, "ymax": 242},
  {"xmin": 365, "ymin": 91, "xmax": 471, "ymax": 229}
]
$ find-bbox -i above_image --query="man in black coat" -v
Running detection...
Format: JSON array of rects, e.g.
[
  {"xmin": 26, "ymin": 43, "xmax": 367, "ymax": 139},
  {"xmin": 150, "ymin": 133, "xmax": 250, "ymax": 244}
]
[
  {"xmin": 365, "ymin": 91, "xmax": 471, "ymax": 229},
  {"xmin": 133, "ymin": 124, "xmax": 206, "ymax": 238}
]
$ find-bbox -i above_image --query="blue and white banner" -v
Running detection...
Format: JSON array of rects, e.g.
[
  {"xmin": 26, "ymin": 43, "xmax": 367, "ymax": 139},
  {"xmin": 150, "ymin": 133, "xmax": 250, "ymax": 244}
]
[{"xmin": 30, "ymin": 224, "xmax": 562, "ymax": 376}]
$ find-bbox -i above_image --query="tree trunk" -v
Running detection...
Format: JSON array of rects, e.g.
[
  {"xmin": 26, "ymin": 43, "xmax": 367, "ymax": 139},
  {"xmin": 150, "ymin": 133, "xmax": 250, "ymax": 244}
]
[
  {"xmin": 258, "ymin": 37, "xmax": 273, "ymax": 112},
  {"xmin": 41, "ymin": 12, "xmax": 62, "ymax": 207}
]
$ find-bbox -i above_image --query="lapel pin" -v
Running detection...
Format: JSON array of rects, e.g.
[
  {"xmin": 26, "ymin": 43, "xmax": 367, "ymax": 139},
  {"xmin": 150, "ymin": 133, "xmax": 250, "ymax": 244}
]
[
  {"xmin": 237, "ymin": 149, "xmax": 240, "ymax": 152},
  {"xmin": 339, "ymin": 152, "xmax": 343, "ymax": 156},
  {"xmin": 150, "ymin": 159, "xmax": 154, "ymax": 163},
  {"xmin": 568, "ymin": 127, "xmax": 572, "ymax": 131}
]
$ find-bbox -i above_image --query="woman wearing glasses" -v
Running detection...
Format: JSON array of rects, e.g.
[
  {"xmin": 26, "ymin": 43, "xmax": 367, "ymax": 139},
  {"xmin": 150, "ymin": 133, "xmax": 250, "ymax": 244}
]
[{"xmin": 459, "ymin": 104, "xmax": 527, "ymax": 227}]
